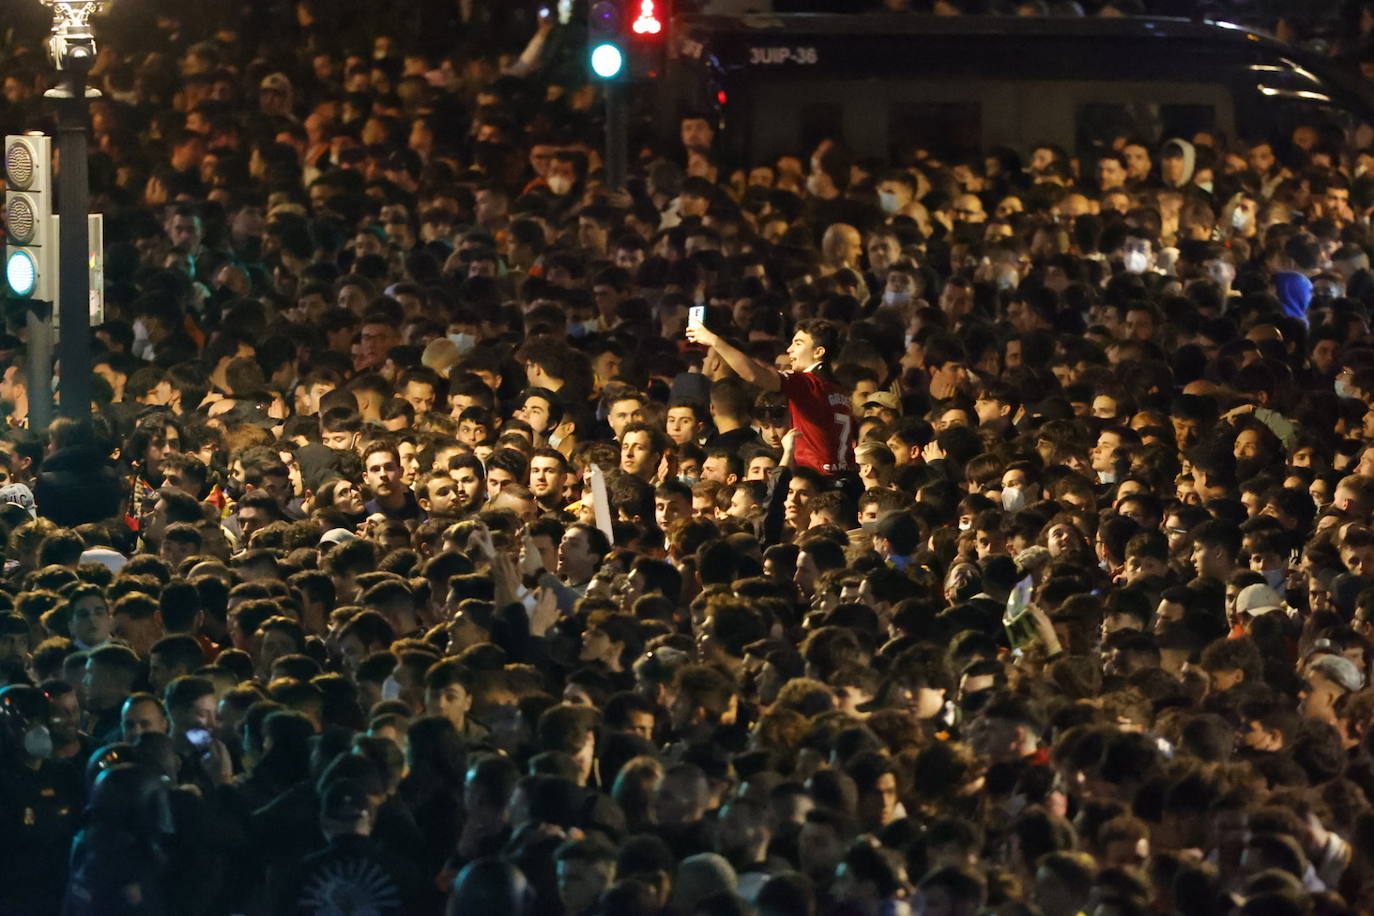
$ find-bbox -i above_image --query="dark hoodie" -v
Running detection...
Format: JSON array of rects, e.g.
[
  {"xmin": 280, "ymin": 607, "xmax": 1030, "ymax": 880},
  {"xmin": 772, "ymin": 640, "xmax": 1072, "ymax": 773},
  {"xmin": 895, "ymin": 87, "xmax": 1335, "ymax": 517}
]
[{"xmin": 35, "ymin": 444, "xmax": 122, "ymax": 526}]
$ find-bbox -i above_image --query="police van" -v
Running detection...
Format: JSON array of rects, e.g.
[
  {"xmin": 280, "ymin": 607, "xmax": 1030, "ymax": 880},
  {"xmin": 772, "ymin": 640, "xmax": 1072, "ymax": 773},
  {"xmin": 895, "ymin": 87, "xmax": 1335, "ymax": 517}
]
[{"xmin": 661, "ymin": 14, "xmax": 1374, "ymax": 162}]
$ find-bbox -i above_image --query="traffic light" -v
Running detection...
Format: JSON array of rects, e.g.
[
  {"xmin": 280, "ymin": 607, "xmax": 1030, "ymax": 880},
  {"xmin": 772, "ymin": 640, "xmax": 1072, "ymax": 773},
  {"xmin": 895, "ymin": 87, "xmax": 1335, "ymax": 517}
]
[
  {"xmin": 627, "ymin": 0, "xmax": 667, "ymax": 78},
  {"xmin": 5, "ymin": 134, "xmax": 53, "ymax": 301},
  {"xmin": 630, "ymin": 0, "xmax": 663, "ymax": 35},
  {"xmin": 587, "ymin": 0, "xmax": 669, "ymax": 80},
  {"xmin": 587, "ymin": 1, "xmax": 625, "ymax": 80}
]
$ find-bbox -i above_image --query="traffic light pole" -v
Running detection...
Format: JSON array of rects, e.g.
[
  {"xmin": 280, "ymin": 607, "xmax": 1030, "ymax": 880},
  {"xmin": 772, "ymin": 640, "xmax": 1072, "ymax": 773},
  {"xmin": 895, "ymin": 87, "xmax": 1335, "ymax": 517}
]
[
  {"xmin": 25, "ymin": 301, "xmax": 53, "ymax": 431},
  {"xmin": 51, "ymin": 76, "xmax": 92, "ymax": 421},
  {"xmin": 605, "ymin": 79, "xmax": 628, "ymax": 193},
  {"xmin": 6, "ymin": 130, "xmax": 55, "ymax": 431}
]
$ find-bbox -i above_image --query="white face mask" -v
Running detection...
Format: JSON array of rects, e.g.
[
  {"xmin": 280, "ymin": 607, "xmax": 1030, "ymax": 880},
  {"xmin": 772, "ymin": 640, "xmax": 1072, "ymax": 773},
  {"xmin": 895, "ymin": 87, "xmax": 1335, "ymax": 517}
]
[
  {"xmin": 131, "ymin": 319, "xmax": 154, "ymax": 360},
  {"xmin": 1336, "ymin": 377, "xmax": 1354, "ymax": 399},
  {"xmin": 1001, "ymin": 486, "xmax": 1025, "ymax": 512},
  {"xmin": 1206, "ymin": 262, "xmax": 1234, "ymax": 286},
  {"xmin": 547, "ymin": 175, "xmax": 573, "ymax": 196},
  {"xmin": 447, "ymin": 333, "xmax": 476, "ymax": 355},
  {"xmin": 883, "ymin": 290, "xmax": 911, "ymax": 308},
  {"xmin": 1122, "ymin": 250, "xmax": 1149, "ymax": 274},
  {"xmin": 1261, "ymin": 568, "xmax": 1286, "ymax": 591},
  {"xmin": 1232, "ymin": 207, "xmax": 1250, "ymax": 230},
  {"xmin": 381, "ymin": 676, "xmax": 402, "ymax": 702},
  {"xmin": 23, "ymin": 724, "xmax": 53, "ymax": 760},
  {"xmin": 878, "ymin": 190, "xmax": 900, "ymax": 214}
]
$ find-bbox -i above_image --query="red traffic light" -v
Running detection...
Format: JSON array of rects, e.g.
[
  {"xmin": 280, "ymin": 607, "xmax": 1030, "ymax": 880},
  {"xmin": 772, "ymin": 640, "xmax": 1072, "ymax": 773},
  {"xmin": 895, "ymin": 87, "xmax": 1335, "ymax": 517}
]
[{"xmin": 631, "ymin": 0, "xmax": 662, "ymax": 35}]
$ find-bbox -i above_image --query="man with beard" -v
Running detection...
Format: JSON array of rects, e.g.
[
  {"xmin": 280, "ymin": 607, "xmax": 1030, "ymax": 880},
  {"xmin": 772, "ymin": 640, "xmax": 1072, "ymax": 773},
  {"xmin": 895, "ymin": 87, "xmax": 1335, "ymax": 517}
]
[
  {"xmin": 362, "ymin": 441, "xmax": 424, "ymax": 524},
  {"xmin": 529, "ymin": 447, "xmax": 570, "ymax": 512},
  {"xmin": 416, "ymin": 472, "xmax": 463, "ymax": 519}
]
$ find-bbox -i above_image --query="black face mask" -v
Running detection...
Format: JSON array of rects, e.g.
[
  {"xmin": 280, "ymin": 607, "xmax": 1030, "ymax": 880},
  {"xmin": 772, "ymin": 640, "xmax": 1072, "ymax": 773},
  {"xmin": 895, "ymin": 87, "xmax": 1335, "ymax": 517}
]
[
  {"xmin": 960, "ymin": 688, "xmax": 995, "ymax": 717},
  {"xmin": 206, "ymin": 285, "xmax": 234, "ymax": 308},
  {"xmin": 222, "ymin": 475, "xmax": 245, "ymax": 501},
  {"xmin": 1235, "ymin": 456, "xmax": 1269, "ymax": 483}
]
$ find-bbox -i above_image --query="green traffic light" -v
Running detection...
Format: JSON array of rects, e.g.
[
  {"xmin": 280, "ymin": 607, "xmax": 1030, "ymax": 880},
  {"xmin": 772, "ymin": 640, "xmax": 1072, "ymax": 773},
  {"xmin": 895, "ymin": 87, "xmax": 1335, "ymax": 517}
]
[
  {"xmin": 591, "ymin": 42, "xmax": 624, "ymax": 79},
  {"xmin": 6, "ymin": 249, "xmax": 35, "ymax": 297}
]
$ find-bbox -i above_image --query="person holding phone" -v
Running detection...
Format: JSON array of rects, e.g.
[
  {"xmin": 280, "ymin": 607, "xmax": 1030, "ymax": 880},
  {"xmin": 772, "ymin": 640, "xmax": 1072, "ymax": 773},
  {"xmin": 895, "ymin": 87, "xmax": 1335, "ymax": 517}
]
[
  {"xmin": 686, "ymin": 318, "xmax": 854, "ymax": 480},
  {"xmin": 165, "ymin": 675, "xmax": 231, "ymax": 791}
]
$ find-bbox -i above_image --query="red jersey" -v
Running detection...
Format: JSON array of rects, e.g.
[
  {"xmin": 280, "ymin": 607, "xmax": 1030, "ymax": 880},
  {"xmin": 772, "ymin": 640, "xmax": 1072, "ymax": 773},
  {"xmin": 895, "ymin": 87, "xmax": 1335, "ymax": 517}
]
[{"xmin": 779, "ymin": 369, "xmax": 854, "ymax": 476}]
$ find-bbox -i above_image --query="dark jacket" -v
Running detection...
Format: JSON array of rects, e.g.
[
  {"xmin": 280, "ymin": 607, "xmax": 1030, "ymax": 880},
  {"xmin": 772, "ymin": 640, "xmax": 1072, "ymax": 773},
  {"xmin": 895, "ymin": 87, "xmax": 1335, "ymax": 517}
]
[
  {"xmin": 269, "ymin": 833, "xmax": 423, "ymax": 916},
  {"xmin": 35, "ymin": 444, "xmax": 123, "ymax": 526}
]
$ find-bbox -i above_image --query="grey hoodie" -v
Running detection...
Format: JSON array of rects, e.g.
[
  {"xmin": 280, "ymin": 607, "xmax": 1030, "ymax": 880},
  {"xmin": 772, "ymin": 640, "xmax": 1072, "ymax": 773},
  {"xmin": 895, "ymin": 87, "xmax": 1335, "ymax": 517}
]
[{"xmin": 1162, "ymin": 138, "xmax": 1196, "ymax": 189}]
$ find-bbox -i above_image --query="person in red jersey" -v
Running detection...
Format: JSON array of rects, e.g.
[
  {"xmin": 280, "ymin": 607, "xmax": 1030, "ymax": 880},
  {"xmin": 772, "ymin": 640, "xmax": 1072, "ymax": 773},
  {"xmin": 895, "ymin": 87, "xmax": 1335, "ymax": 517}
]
[{"xmin": 687, "ymin": 318, "xmax": 854, "ymax": 478}]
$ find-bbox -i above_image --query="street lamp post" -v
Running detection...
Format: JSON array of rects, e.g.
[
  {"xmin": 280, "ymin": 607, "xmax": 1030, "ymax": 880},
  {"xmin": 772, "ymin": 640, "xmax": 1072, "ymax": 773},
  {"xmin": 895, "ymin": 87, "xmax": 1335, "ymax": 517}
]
[{"xmin": 41, "ymin": 0, "xmax": 99, "ymax": 423}]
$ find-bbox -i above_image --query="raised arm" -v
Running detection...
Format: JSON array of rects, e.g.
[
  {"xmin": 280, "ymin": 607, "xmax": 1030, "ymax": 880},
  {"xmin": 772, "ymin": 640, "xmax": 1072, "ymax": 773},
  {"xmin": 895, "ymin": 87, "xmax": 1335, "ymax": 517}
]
[{"xmin": 685, "ymin": 324, "xmax": 783, "ymax": 392}]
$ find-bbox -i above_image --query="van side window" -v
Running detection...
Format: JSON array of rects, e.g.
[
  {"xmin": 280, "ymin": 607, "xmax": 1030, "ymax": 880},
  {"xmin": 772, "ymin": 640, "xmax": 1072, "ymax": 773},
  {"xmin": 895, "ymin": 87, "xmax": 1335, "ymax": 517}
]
[
  {"xmin": 1076, "ymin": 101, "xmax": 1217, "ymax": 150},
  {"xmin": 889, "ymin": 102, "xmax": 983, "ymax": 161}
]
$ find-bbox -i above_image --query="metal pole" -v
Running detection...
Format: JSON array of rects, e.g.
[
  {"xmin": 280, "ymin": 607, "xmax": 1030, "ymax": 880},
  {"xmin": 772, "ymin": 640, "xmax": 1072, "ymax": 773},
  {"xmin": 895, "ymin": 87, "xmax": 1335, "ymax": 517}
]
[
  {"xmin": 54, "ymin": 78, "xmax": 91, "ymax": 420},
  {"xmin": 26, "ymin": 301, "xmax": 53, "ymax": 432},
  {"xmin": 605, "ymin": 79, "xmax": 628, "ymax": 192}
]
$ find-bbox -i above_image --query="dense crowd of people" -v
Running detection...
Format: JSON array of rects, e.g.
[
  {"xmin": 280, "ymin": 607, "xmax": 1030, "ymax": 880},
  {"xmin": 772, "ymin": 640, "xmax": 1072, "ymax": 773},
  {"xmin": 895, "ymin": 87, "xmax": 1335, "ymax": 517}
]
[{"xmin": 8, "ymin": 1, "xmax": 1374, "ymax": 915}]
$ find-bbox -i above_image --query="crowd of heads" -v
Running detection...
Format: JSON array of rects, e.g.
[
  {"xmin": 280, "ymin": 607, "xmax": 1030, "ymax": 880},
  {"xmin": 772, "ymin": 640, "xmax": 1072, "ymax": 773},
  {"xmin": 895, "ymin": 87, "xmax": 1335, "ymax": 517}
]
[{"xmin": 8, "ymin": 1, "xmax": 1374, "ymax": 915}]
